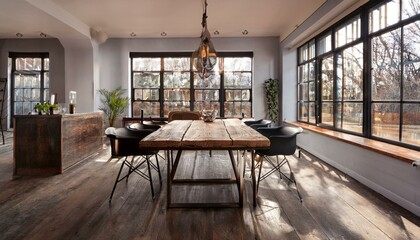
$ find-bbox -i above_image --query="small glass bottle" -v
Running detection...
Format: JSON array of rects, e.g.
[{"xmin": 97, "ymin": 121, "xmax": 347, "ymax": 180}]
[{"xmin": 69, "ymin": 91, "xmax": 77, "ymax": 114}]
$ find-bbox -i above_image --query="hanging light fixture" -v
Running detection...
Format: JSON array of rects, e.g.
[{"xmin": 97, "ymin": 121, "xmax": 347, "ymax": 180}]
[{"xmin": 191, "ymin": 0, "xmax": 217, "ymax": 79}]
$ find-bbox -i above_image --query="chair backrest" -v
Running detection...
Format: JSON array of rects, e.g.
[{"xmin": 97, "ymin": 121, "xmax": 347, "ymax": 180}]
[
  {"xmin": 244, "ymin": 119, "xmax": 272, "ymax": 129},
  {"xmin": 128, "ymin": 122, "xmax": 161, "ymax": 131},
  {"xmin": 256, "ymin": 126, "xmax": 303, "ymax": 156},
  {"xmin": 168, "ymin": 111, "xmax": 201, "ymax": 122},
  {"xmin": 106, "ymin": 127, "xmax": 156, "ymax": 157}
]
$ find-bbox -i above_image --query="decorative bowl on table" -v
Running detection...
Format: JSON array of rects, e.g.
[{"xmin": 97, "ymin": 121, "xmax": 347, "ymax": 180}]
[{"xmin": 201, "ymin": 109, "xmax": 217, "ymax": 122}]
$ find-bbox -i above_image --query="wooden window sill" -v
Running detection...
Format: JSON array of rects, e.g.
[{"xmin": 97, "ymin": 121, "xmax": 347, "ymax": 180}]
[{"xmin": 286, "ymin": 121, "xmax": 419, "ymax": 164}]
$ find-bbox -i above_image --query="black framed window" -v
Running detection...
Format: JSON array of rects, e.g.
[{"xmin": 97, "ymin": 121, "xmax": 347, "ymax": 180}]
[
  {"xmin": 130, "ymin": 52, "xmax": 253, "ymax": 118},
  {"xmin": 297, "ymin": 0, "xmax": 420, "ymax": 150},
  {"xmin": 9, "ymin": 52, "xmax": 49, "ymax": 125},
  {"xmin": 298, "ymin": 40, "xmax": 316, "ymax": 124}
]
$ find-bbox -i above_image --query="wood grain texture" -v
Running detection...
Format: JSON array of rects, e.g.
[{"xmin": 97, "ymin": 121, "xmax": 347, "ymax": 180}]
[
  {"xmin": 13, "ymin": 112, "xmax": 104, "ymax": 175},
  {"xmin": 141, "ymin": 119, "xmax": 270, "ymax": 150},
  {"xmin": 0, "ymin": 145, "xmax": 419, "ymax": 239},
  {"xmin": 140, "ymin": 120, "xmax": 192, "ymax": 149}
]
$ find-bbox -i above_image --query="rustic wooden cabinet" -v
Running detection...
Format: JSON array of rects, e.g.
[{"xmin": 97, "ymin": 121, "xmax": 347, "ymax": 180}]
[{"xmin": 13, "ymin": 112, "xmax": 104, "ymax": 175}]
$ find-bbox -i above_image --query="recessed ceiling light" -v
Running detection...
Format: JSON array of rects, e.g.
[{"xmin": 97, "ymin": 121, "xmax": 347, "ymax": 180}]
[
  {"xmin": 214, "ymin": 30, "xmax": 220, "ymax": 35},
  {"xmin": 161, "ymin": 32, "xmax": 167, "ymax": 37},
  {"xmin": 242, "ymin": 30, "xmax": 249, "ymax": 35},
  {"xmin": 130, "ymin": 32, "xmax": 136, "ymax": 37},
  {"xmin": 16, "ymin": 32, "xmax": 23, "ymax": 38}
]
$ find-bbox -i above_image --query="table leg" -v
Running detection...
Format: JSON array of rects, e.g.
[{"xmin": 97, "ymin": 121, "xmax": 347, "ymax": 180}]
[
  {"xmin": 251, "ymin": 150, "xmax": 257, "ymax": 207},
  {"xmin": 166, "ymin": 150, "xmax": 171, "ymax": 209},
  {"xmin": 228, "ymin": 150, "xmax": 242, "ymax": 207}
]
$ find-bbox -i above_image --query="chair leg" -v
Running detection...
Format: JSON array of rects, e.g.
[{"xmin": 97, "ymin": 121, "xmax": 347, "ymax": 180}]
[
  {"xmin": 257, "ymin": 155, "xmax": 264, "ymax": 193},
  {"xmin": 126, "ymin": 156, "xmax": 135, "ymax": 182},
  {"xmin": 109, "ymin": 157, "xmax": 127, "ymax": 203},
  {"xmin": 276, "ymin": 155, "xmax": 282, "ymax": 179},
  {"xmin": 146, "ymin": 156, "xmax": 155, "ymax": 199}
]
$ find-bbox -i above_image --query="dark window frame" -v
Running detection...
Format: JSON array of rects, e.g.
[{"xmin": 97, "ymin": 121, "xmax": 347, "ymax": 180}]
[
  {"xmin": 296, "ymin": 0, "xmax": 420, "ymax": 150},
  {"xmin": 130, "ymin": 52, "xmax": 254, "ymax": 119}
]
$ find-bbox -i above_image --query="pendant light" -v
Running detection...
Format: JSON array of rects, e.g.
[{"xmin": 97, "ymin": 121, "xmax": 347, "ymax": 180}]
[{"xmin": 191, "ymin": 0, "xmax": 217, "ymax": 79}]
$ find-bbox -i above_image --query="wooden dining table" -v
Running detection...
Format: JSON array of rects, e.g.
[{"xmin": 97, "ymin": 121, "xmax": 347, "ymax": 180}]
[{"xmin": 140, "ymin": 118, "xmax": 270, "ymax": 208}]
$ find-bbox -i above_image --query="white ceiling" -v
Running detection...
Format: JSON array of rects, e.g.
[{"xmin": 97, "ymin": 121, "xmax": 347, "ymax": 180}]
[{"xmin": 0, "ymin": 0, "xmax": 329, "ymax": 41}]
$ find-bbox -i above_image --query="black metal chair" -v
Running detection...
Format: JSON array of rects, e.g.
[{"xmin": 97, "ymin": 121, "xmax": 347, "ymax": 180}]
[
  {"xmin": 254, "ymin": 125, "xmax": 303, "ymax": 202},
  {"xmin": 106, "ymin": 126, "xmax": 162, "ymax": 203},
  {"xmin": 242, "ymin": 119, "xmax": 272, "ymax": 170}
]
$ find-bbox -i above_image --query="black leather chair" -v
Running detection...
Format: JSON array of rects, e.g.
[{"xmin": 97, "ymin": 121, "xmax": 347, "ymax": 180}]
[
  {"xmin": 254, "ymin": 125, "xmax": 303, "ymax": 201},
  {"xmin": 106, "ymin": 126, "xmax": 162, "ymax": 203},
  {"xmin": 244, "ymin": 119, "xmax": 272, "ymax": 129},
  {"xmin": 242, "ymin": 119, "xmax": 272, "ymax": 169}
]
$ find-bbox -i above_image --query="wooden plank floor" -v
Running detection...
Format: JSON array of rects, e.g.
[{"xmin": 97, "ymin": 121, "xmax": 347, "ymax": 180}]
[{"xmin": 0, "ymin": 136, "xmax": 419, "ymax": 240}]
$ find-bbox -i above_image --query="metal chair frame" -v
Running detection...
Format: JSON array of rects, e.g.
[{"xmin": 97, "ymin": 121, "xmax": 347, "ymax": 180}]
[
  {"xmin": 254, "ymin": 126, "xmax": 303, "ymax": 202},
  {"xmin": 107, "ymin": 127, "xmax": 162, "ymax": 203}
]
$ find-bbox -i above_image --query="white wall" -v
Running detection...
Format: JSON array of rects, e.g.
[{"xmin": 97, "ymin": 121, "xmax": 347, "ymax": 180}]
[
  {"xmin": 297, "ymin": 131, "xmax": 420, "ymax": 216},
  {"xmin": 98, "ymin": 37, "xmax": 280, "ymax": 120}
]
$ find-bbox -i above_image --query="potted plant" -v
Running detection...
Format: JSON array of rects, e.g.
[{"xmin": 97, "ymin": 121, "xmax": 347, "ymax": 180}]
[
  {"xmin": 35, "ymin": 102, "xmax": 58, "ymax": 115},
  {"xmin": 98, "ymin": 87, "xmax": 130, "ymax": 127},
  {"xmin": 264, "ymin": 78, "xmax": 279, "ymax": 123}
]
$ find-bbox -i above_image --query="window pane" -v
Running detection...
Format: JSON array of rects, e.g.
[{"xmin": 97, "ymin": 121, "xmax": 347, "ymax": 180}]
[
  {"xmin": 309, "ymin": 61, "xmax": 315, "ymax": 81},
  {"xmin": 369, "ymin": 0, "xmax": 400, "ymax": 33},
  {"xmin": 163, "ymin": 72, "xmax": 190, "ymax": 88},
  {"xmin": 32, "ymin": 89, "xmax": 40, "ymax": 101},
  {"xmin": 372, "ymin": 103, "xmax": 400, "ymax": 141},
  {"xmin": 321, "ymin": 56, "xmax": 334, "ymax": 100},
  {"xmin": 133, "ymin": 73, "xmax": 160, "ymax": 88},
  {"xmin": 299, "ymin": 44, "xmax": 308, "ymax": 63},
  {"xmin": 308, "ymin": 40, "xmax": 316, "ymax": 59},
  {"xmin": 194, "ymin": 102, "xmax": 220, "ymax": 115},
  {"xmin": 342, "ymin": 43, "xmax": 363, "ymax": 101},
  {"xmin": 224, "ymin": 72, "xmax": 251, "ymax": 89},
  {"xmin": 133, "ymin": 58, "xmax": 161, "ymax": 71},
  {"xmin": 134, "ymin": 89, "xmax": 159, "ymax": 101},
  {"xmin": 402, "ymin": 104, "xmax": 420, "ymax": 146},
  {"xmin": 318, "ymin": 33, "xmax": 332, "ymax": 55},
  {"xmin": 194, "ymin": 73, "xmax": 220, "ymax": 88},
  {"xmin": 371, "ymin": 29, "xmax": 401, "ymax": 101},
  {"xmin": 298, "ymin": 64, "xmax": 308, "ymax": 83},
  {"xmin": 133, "ymin": 101, "xmax": 160, "ymax": 117},
  {"xmin": 342, "ymin": 102, "xmax": 363, "ymax": 133},
  {"xmin": 403, "ymin": 21, "xmax": 420, "ymax": 101},
  {"xmin": 14, "ymin": 89, "xmax": 23, "ymax": 101},
  {"xmin": 336, "ymin": 16, "xmax": 361, "ymax": 47},
  {"xmin": 164, "ymin": 89, "xmax": 190, "ymax": 101},
  {"xmin": 224, "ymin": 102, "xmax": 250, "ymax": 118},
  {"xmin": 164, "ymin": 57, "xmax": 190, "ymax": 71},
  {"xmin": 16, "ymin": 58, "xmax": 24, "ymax": 70},
  {"xmin": 44, "ymin": 72, "xmax": 49, "ymax": 88},
  {"xmin": 298, "ymin": 102, "xmax": 308, "ymax": 122},
  {"xmin": 298, "ymin": 83, "xmax": 308, "ymax": 101},
  {"xmin": 33, "ymin": 58, "xmax": 42, "ymax": 70},
  {"xmin": 402, "ymin": 0, "xmax": 420, "ymax": 19},
  {"xmin": 322, "ymin": 102, "xmax": 334, "ymax": 125},
  {"xmin": 14, "ymin": 102, "xmax": 23, "ymax": 115},
  {"xmin": 309, "ymin": 81, "xmax": 315, "ymax": 101},
  {"xmin": 164, "ymin": 101, "xmax": 190, "ymax": 116},
  {"xmin": 195, "ymin": 90, "xmax": 219, "ymax": 101},
  {"xmin": 309, "ymin": 102, "xmax": 316, "ymax": 124},
  {"xmin": 14, "ymin": 74, "xmax": 22, "ymax": 88},
  {"xmin": 224, "ymin": 57, "xmax": 252, "ymax": 71},
  {"xmin": 44, "ymin": 58, "xmax": 49, "ymax": 70}
]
